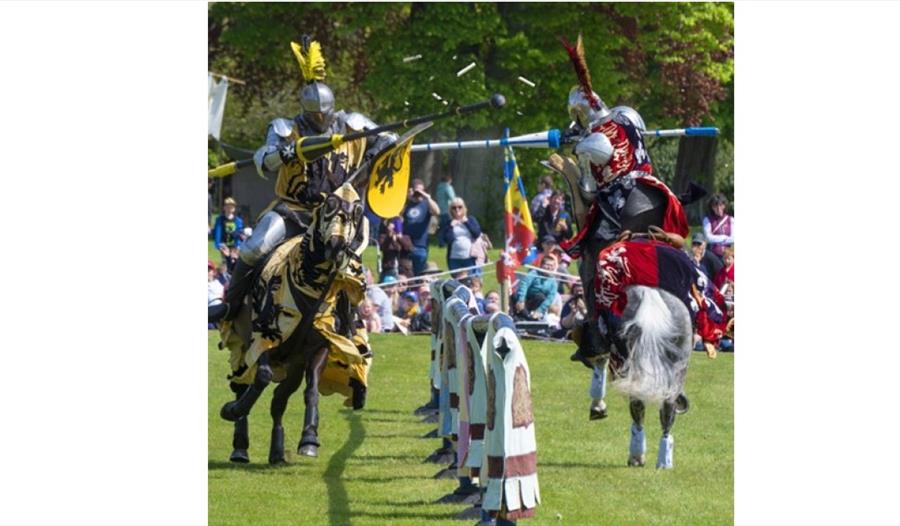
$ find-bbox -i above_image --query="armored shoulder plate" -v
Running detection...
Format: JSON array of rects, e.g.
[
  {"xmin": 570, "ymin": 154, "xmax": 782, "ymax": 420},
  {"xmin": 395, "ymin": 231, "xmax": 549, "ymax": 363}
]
[
  {"xmin": 610, "ymin": 106, "xmax": 647, "ymax": 132},
  {"xmin": 343, "ymin": 111, "xmax": 378, "ymax": 132},
  {"xmin": 270, "ymin": 117, "xmax": 295, "ymax": 138}
]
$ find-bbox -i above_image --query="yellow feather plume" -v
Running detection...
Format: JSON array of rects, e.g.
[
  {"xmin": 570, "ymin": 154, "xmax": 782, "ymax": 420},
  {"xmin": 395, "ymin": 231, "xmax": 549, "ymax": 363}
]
[{"xmin": 291, "ymin": 40, "xmax": 327, "ymax": 83}]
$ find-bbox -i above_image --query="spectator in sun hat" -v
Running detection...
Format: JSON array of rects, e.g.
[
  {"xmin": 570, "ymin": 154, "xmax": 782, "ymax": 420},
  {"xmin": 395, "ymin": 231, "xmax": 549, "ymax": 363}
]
[{"xmin": 213, "ymin": 197, "xmax": 244, "ymax": 257}]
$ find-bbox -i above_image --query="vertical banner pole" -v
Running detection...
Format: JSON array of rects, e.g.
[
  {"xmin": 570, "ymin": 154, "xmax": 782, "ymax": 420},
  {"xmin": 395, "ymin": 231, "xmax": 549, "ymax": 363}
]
[{"xmin": 500, "ymin": 128, "xmax": 512, "ymax": 314}]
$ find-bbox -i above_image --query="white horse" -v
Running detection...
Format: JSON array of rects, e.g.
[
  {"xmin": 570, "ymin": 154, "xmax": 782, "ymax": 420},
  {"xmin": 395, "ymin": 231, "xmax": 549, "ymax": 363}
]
[{"xmin": 613, "ymin": 285, "xmax": 693, "ymax": 468}]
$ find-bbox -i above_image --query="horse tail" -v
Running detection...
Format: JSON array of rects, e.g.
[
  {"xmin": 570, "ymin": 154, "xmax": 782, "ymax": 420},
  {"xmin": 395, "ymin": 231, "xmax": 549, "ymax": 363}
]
[{"xmin": 613, "ymin": 286, "xmax": 692, "ymax": 404}]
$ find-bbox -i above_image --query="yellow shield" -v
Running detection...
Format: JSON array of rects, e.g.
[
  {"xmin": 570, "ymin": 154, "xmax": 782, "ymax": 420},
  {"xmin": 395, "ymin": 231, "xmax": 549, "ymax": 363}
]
[{"xmin": 366, "ymin": 122, "xmax": 432, "ymax": 218}]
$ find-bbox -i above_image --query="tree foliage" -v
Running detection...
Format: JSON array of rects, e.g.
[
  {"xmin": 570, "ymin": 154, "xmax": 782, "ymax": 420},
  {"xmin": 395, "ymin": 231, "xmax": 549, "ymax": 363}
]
[{"xmin": 209, "ymin": 2, "xmax": 734, "ymax": 205}]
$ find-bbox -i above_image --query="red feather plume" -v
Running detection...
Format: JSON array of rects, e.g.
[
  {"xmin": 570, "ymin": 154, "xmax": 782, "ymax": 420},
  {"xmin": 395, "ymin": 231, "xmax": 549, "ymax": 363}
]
[{"xmin": 559, "ymin": 34, "xmax": 601, "ymax": 110}]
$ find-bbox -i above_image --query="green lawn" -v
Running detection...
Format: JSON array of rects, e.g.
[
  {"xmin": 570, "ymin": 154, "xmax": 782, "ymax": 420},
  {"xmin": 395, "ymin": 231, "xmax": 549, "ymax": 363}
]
[{"xmin": 209, "ymin": 332, "xmax": 733, "ymax": 526}]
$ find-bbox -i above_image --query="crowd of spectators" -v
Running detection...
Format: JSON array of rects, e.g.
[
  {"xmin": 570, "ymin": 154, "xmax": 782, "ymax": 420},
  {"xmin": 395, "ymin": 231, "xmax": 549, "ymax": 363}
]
[{"xmin": 209, "ymin": 180, "xmax": 733, "ymax": 351}]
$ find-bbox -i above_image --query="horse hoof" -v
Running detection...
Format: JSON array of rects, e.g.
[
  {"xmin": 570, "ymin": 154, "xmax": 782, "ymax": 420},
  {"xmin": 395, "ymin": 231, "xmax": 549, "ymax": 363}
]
[
  {"xmin": 298, "ymin": 444, "xmax": 318, "ymax": 457},
  {"xmin": 220, "ymin": 402, "xmax": 239, "ymax": 422},
  {"xmin": 268, "ymin": 455, "xmax": 287, "ymax": 465},
  {"xmin": 627, "ymin": 455, "xmax": 645, "ymax": 467},
  {"xmin": 589, "ymin": 400, "xmax": 608, "ymax": 421},
  {"xmin": 675, "ymin": 394, "xmax": 690, "ymax": 415},
  {"xmin": 229, "ymin": 449, "xmax": 250, "ymax": 463}
]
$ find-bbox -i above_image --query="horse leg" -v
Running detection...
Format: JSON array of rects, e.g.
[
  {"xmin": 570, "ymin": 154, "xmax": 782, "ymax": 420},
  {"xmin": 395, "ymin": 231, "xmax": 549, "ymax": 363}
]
[
  {"xmin": 657, "ymin": 399, "xmax": 677, "ymax": 469},
  {"xmin": 228, "ymin": 382, "xmax": 250, "ymax": 463},
  {"xmin": 220, "ymin": 353, "xmax": 274, "ymax": 422},
  {"xmin": 298, "ymin": 347, "xmax": 329, "ymax": 457},
  {"xmin": 589, "ymin": 359, "xmax": 609, "ymax": 420},
  {"xmin": 628, "ymin": 398, "xmax": 646, "ymax": 467},
  {"xmin": 268, "ymin": 361, "xmax": 304, "ymax": 465}
]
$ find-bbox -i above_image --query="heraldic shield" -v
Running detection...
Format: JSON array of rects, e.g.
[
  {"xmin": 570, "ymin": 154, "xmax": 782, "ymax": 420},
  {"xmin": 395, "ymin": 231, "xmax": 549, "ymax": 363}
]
[{"xmin": 366, "ymin": 122, "xmax": 432, "ymax": 218}]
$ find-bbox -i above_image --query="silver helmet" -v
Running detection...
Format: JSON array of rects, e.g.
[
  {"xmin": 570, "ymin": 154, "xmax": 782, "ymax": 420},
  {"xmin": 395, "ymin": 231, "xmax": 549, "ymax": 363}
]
[
  {"xmin": 300, "ymin": 81, "xmax": 336, "ymax": 133},
  {"xmin": 567, "ymin": 87, "xmax": 611, "ymax": 129}
]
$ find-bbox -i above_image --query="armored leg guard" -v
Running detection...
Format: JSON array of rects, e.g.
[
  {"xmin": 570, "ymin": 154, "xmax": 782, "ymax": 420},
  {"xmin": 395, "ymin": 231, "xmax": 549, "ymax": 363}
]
[
  {"xmin": 209, "ymin": 259, "xmax": 255, "ymax": 323},
  {"xmin": 229, "ymin": 417, "xmax": 250, "ymax": 463},
  {"xmin": 629, "ymin": 423, "xmax": 647, "ymax": 467},
  {"xmin": 350, "ymin": 377, "xmax": 367, "ymax": 410},
  {"xmin": 269, "ymin": 425, "xmax": 286, "ymax": 465},
  {"xmin": 656, "ymin": 435, "xmax": 674, "ymax": 469}
]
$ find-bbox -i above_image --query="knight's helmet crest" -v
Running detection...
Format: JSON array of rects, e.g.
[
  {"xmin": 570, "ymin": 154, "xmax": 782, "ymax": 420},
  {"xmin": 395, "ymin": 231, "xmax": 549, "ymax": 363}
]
[
  {"xmin": 291, "ymin": 36, "xmax": 335, "ymax": 133},
  {"xmin": 561, "ymin": 34, "xmax": 611, "ymax": 129}
]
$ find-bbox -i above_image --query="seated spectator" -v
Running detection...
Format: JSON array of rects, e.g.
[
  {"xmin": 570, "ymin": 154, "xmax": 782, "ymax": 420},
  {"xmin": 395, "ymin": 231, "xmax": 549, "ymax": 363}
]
[
  {"xmin": 714, "ymin": 246, "xmax": 735, "ymax": 298},
  {"xmin": 208, "ymin": 260, "xmax": 224, "ymax": 329},
  {"xmin": 392, "ymin": 290, "xmax": 420, "ymax": 335},
  {"xmin": 416, "ymin": 283, "xmax": 433, "ymax": 314},
  {"xmin": 689, "ymin": 233, "xmax": 716, "ymax": 279},
  {"xmin": 484, "ymin": 290, "xmax": 502, "ymax": 314},
  {"xmin": 534, "ymin": 190, "xmax": 573, "ymax": 245},
  {"xmin": 420, "ymin": 261, "xmax": 442, "ymax": 284},
  {"xmin": 366, "ymin": 271, "xmax": 396, "ymax": 332},
  {"xmin": 462, "ymin": 276, "xmax": 485, "ymax": 313},
  {"xmin": 398, "ymin": 291, "xmax": 420, "ymax": 320},
  {"xmin": 378, "ymin": 217, "xmax": 414, "ymax": 279},
  {"xmin": 554, "ymin": 282, "xmax": 587, "ymax": 339},
  {"xmin": 514, "ymin": 253, "xmax": 560, "ymax": 320},
  {"xmin": 358, "ymin": 298, "xmax": 382, "ymax": 334},
  {"xmin": 217, "ymin": 261, "xmax": 231, "ymax": 288},
  {"xmin": 703, "ymin": 193, "xmax": 734, "ymax": 276},
  {"xmin": 439, "ymin": 197, "xmax": 483, "ymax": 275},
  {"xmin": 213, "ymin": 197, "xmax": 244, "ymax": 258}
]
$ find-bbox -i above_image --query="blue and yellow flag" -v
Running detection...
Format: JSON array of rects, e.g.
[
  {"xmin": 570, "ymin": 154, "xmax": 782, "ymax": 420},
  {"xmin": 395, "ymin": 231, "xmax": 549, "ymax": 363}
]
[{"xmin": 498, "ymin": 145, "xmax": 537, "ymax": 280}]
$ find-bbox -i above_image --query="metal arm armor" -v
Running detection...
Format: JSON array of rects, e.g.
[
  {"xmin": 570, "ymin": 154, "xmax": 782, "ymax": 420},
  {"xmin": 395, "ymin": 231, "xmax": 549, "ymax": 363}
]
[
  {"xmin": 253, "ymin": 118, "xmax": 296, "ymax": 177},
  {"xmin": 610, "ymin": 106, "xmax": 647, "ymax": 132}
]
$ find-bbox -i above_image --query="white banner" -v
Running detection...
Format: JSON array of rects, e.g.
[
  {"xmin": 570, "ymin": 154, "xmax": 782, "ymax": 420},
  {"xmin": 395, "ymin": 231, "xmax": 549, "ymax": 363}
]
[{"xmin": 208, "ymin": 74, "xmax": 228, "ymax": 140}]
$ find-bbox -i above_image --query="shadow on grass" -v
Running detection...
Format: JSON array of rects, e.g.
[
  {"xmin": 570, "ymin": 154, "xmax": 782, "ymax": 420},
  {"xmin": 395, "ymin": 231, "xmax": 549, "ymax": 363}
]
[
  {"xmin": 541, "ymin": 461, "xmax": 632, "ymax": 469},
  {"xmin": 207, "ymin": 460, "xmax": 299, "ymax": 472},
  {"xmin": 350, "ymin": 510, "xmax": 460, "ymax": 521},
  {"xmin": 325, "ymin": 411, "xmax": 366, "ymax": 526},
  {"xmin": 345, "ymin": 475, "xmax": 430, "ymax": 484}
]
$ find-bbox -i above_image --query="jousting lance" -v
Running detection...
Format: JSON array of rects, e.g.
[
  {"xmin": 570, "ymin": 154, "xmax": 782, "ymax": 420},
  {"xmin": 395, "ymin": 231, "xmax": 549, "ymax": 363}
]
[
  {"xmin": 409, "ymin": 126, "xmax": 719, "ymax": 152},
  {"xmin": 208, "ymin": 94, "xmax": 507, "ymax": 178}
]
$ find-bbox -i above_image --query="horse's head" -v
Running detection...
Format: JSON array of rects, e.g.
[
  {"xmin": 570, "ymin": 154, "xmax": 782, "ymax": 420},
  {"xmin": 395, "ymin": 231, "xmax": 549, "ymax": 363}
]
[{"xmin": 312, "ymin": 183, "xmax": 367, "ymax": 266}]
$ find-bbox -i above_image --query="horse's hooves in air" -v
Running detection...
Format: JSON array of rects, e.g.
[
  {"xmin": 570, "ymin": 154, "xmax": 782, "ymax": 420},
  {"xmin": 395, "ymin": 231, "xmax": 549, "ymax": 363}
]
[
  {"xmin": 298, "ymin": 444, "xmax": 319, "ymax": 458},
  {"xmin": 675, "ymin": 394, "xmax": 690, "ymax": 415},
  {"xmin": 627, "ymin": 455, "xmax": 646, "ymax": 467},
  {"xmin": 229, "ymin": 449, "xmax": 250, "ymax": 464},
  {"xmin": 220, "ymin": 402, "xmax": 239, "ymax": 422}
]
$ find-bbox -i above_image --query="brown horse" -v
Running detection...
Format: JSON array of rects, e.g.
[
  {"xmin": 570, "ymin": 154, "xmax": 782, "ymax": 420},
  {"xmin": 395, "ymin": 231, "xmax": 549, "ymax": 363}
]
[{"xmin": 218, "ymin": 183, "xmax": 370, "ymax": 463}]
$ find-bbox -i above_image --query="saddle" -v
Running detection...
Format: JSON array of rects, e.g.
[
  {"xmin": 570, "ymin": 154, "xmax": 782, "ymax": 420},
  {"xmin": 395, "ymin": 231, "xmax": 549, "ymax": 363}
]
[{"xmin": 617, "ymin": 225, "xmax": 685, "ymax": 249}]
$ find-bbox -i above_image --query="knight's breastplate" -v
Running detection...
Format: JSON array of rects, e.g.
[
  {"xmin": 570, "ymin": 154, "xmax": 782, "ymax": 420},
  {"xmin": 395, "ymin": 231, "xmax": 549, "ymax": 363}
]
[{"xmin": 275, "ymin": 129, "xmax": 365, "ymax": 211}]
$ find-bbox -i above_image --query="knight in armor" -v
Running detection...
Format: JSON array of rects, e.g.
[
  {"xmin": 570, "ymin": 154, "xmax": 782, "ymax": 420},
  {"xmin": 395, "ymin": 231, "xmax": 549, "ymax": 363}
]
[
  {"xmin": 556, "ymin": 35, "xmax": 692, "ymax": 418},
  {"xmin": 209, "ymin": 37, "xmax": 396, "ymax": 323},
  {"xmin": 558, "ymin": 34, "xmax": 689, "ymax": 256}
]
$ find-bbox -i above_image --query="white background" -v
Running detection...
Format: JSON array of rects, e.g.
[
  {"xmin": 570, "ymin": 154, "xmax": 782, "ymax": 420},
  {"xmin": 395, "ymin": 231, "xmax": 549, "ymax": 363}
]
[{"xmin": 1, "ymin": 2, "xmax": 899, "ymax": 525}]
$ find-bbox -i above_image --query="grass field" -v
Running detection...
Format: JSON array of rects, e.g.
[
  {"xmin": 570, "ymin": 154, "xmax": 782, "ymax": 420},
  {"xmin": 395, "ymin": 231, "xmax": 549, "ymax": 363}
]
[{"xmin": 208, "ymin": 332, "xmax": 733, "ymax": 526}]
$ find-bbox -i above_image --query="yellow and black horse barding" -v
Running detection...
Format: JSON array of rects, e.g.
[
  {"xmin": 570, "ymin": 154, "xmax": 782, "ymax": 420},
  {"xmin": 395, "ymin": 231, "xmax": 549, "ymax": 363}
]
[{"xmin": 218, "ymin": 183, "xmax": 371, "ymax": 462}]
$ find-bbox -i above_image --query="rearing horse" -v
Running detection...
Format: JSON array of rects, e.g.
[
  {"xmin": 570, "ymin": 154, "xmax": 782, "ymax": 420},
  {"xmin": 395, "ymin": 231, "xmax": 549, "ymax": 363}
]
[{"xmin": 218, "ymin": 182, "xmax": 370, "ymax": 463}]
